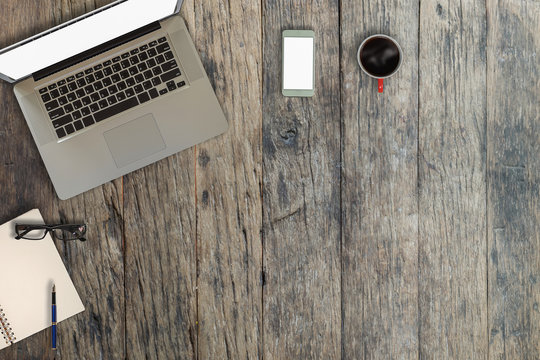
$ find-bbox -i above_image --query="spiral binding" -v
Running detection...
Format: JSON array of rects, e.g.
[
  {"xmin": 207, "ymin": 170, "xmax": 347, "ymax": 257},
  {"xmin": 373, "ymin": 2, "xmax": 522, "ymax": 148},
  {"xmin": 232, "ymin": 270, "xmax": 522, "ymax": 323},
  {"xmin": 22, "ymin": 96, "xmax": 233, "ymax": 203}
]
[{"xmin": 0, "ymin": 305, "xmax": 16, "ymax": 345}]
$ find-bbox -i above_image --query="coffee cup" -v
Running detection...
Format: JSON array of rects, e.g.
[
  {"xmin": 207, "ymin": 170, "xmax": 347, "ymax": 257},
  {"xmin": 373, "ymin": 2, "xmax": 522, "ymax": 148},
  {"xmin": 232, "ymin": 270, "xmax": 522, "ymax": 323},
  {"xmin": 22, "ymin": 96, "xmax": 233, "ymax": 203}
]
[{"xmin": 357, "ymin": 34, "xmax": 403, "ymax": 93}]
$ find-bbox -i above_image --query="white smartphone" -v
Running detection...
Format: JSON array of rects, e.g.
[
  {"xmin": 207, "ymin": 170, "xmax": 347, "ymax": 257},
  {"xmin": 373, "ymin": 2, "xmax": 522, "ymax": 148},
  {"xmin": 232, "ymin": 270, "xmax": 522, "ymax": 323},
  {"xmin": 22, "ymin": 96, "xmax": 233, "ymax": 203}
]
[{"xmin": 282, "ymin": 30, "xmax": 315, "ymax": 97}]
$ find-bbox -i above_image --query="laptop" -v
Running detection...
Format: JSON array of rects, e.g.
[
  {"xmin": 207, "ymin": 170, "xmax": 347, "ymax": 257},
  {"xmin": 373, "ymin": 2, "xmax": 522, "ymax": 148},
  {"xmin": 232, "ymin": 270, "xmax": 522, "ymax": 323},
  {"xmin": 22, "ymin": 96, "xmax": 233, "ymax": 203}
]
[{"xmin": 0, "ymin": 0, "xmax": 227, "ymax": 200}]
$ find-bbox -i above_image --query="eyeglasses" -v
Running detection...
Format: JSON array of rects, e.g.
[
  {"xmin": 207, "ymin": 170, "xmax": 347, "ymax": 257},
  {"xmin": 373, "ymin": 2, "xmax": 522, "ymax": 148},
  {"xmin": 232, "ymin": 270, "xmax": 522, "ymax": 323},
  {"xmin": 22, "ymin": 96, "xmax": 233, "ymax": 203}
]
[{"xmin": 15, "ymin": 224, "xmax": 87, "ymax": 242}]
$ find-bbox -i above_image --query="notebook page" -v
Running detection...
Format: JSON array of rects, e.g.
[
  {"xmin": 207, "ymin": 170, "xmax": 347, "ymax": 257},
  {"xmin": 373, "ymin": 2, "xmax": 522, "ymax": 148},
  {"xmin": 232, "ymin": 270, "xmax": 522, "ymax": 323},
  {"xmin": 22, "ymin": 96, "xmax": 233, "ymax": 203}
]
[{"xmin": 0, "ymin": 209, "xmax": 84, "ymax": 350}]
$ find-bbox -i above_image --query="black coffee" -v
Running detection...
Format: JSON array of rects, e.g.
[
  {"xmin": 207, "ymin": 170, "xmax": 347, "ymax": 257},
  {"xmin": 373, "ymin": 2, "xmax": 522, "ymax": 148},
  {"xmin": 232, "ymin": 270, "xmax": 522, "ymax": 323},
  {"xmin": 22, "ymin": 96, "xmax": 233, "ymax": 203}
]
[{"xmin": 360, "ymin": 37, "xmax": 400, "ymax": 77}]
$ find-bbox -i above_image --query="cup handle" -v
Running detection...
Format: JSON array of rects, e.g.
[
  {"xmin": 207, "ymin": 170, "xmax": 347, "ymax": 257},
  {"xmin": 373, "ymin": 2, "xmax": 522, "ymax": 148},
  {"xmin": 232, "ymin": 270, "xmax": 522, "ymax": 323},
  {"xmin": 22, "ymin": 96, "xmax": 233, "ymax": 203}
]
[{"xmin": 378, "ymin": 78, "xmax": 384, "ymax": 93}]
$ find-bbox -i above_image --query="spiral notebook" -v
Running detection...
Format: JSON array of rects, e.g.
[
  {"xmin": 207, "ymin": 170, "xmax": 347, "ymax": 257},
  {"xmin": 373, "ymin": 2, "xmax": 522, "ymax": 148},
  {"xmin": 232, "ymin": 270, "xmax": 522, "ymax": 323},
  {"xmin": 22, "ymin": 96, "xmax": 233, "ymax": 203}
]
[{"xmin": 0, "ymin": 209, "xmax": 84, "ymax": 350}]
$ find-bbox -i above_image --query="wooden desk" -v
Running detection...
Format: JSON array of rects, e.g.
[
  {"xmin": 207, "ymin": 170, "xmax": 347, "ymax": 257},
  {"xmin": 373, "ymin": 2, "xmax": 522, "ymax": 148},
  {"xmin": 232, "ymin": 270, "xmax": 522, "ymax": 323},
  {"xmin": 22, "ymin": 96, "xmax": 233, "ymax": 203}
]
[{"xmin": 0, "ymin": 0, "xmax": 538, "ymax": 359}]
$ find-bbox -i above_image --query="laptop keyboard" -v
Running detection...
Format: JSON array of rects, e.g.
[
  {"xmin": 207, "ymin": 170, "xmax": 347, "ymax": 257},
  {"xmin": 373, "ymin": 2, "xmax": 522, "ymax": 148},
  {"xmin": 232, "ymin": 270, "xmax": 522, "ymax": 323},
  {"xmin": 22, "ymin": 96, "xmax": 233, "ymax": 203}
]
[{"xmin": 37, "ymin": 37, "xmax": 187, "ymax": 140}]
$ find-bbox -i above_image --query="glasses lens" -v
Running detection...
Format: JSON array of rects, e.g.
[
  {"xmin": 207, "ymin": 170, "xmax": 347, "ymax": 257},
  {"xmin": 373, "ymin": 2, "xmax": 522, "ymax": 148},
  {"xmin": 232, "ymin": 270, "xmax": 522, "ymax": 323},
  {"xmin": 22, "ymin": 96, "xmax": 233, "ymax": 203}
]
[
  {"xmin": 53, "ymin": 225, "xmax": 86, "ymax": 240},
  {"xmin": 16, "ymin": 225, "xmax": 47, "ymax": 240}
]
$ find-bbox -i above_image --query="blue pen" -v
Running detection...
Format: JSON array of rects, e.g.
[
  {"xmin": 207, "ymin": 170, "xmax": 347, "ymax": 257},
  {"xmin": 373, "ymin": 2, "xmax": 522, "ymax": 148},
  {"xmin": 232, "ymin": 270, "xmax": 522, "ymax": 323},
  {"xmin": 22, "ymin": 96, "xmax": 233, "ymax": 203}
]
[{"xmin": 52, "ymin": 285, "xmax": 57, "ymax": 350}]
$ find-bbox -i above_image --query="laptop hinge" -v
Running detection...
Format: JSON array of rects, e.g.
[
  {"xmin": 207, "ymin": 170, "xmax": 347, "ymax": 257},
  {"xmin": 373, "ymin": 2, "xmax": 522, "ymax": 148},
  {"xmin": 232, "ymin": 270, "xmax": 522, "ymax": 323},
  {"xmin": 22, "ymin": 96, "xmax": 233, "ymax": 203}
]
[{"xmin": 33, "ymin": 21, "xmax": 161, "ymax": 81}]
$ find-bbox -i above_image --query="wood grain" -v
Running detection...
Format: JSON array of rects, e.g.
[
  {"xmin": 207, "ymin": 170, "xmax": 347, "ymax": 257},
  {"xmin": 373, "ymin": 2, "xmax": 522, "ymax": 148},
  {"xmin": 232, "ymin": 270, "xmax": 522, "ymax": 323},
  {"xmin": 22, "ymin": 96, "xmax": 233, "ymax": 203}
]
[
  {"xmin": 0, "ymin": 1, "xmax": 125, "ymax": 359},
  {"xmin": 418, "ymin": 0, "xmax": 488, "ymax": 358},
  {"xmin": 340, "ymin": 0, "xmax": 419, "ymax": 358},
  {"xmin": 184, "ymin": 0, "xmax": 264, "ymax": 358},
  {"xmin": 486, "ymin": 0, "xmax": 540, "ymax": 358},
  {"xmin": 262, "ymin": 1, "xmax": 341, "ymax": 358}
]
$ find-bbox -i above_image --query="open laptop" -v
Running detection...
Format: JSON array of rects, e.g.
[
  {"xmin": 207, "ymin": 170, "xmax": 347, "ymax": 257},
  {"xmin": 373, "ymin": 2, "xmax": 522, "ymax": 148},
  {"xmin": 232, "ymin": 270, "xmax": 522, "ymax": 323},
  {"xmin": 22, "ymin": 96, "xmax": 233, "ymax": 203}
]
[{"xmin": 0, "ymin": 0, "xmax": 227, "ymax": 200}]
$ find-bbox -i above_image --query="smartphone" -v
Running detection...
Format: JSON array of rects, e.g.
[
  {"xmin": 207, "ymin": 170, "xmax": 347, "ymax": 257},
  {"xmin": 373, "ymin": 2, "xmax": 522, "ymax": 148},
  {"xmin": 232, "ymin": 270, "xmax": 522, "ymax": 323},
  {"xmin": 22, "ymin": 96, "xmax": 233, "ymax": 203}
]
[{"xmin": 282, "ymin": 30, "xmax": 315, "ymax": 97}]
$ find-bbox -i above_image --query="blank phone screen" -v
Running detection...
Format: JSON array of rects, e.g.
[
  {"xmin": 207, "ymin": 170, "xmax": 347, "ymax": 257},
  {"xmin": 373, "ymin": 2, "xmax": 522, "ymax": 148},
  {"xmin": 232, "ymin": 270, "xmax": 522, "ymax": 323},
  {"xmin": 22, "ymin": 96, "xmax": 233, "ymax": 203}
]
[{"xmin": 283, "ymin": 37, "xmax": 314, "ymax": 90}]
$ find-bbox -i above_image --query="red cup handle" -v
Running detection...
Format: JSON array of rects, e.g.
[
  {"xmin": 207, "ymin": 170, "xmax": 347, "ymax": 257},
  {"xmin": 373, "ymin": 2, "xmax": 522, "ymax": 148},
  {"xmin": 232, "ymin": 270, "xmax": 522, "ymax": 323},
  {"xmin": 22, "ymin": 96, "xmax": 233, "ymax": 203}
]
[{"xmin": 378, "ymin": 78, "xmax": 384, "ymax": 93}]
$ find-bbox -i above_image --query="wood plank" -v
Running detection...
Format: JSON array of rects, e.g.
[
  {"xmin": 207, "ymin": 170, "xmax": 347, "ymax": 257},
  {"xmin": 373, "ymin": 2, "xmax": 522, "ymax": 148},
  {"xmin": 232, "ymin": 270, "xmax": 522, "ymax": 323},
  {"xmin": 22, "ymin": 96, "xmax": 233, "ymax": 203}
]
[
  {"xmin": 418, "ymin": 0, "xmax": 488, "ymax": 358},
  {"xmin": 486, "ymin": 0, "xmax": 540, "ymax": 358},
  {"xmin": 183, "ymin": 0, "xmax": 264, "ymax": 358},
  {"xmin": 0, "ymin": 1, "xmax": 124, "ymax": 359},
  {"xmin": 262, "ymin": 1, "xmax": 341, "ymax": 358},
  {"xmin": 340, "ymin": 0, "xmax": 419, "ymax": 358}
]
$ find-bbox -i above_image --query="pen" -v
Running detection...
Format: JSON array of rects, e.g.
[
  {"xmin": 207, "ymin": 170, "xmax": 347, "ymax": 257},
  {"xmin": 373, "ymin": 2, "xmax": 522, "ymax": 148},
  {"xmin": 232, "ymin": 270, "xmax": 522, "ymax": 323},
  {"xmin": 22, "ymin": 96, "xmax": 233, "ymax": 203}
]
[{"xmin": 52, "ymin": 284, "xmax": 56, "ymax": 350}]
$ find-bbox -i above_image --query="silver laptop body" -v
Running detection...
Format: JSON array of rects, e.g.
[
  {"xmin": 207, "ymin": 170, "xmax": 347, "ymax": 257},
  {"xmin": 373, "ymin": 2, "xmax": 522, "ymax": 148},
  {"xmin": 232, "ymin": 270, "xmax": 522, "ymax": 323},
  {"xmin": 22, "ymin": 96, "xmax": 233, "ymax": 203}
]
[{"xmin": 0, "ymin": 0, "xmax": 227, "ymax": 199}]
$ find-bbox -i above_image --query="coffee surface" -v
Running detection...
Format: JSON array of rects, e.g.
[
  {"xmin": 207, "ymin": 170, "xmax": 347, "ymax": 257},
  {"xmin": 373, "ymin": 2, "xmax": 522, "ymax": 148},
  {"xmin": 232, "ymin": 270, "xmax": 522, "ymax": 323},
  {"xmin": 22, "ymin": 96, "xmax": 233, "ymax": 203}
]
[{"xmin": 360, "ymin": 37, "xmax": 400, "ymax": 77}]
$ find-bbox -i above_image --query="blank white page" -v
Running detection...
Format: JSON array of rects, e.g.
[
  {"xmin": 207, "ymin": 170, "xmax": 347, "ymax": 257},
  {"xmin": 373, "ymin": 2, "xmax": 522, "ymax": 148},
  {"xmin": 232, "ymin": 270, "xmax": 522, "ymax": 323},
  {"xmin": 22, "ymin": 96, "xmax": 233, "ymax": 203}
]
[
  {"xmin": 0, "ymin": 0, "xmax": 178, "ymax": 81},
  {"xmin": 283, "ymin": 37, "xmax": 314, "ymax": 90},
  {"xmin": 0, "ymin": 209, "xmax": 84, "ymax": 350}
]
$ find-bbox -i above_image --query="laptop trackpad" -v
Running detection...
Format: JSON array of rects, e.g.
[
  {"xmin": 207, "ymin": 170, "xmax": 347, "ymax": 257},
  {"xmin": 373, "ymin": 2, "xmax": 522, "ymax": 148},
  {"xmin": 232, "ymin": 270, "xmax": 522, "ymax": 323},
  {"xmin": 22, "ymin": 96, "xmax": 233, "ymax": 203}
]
[{"xmin": 103, "ymin": 114, "xmax": 166, "ymax": 168}]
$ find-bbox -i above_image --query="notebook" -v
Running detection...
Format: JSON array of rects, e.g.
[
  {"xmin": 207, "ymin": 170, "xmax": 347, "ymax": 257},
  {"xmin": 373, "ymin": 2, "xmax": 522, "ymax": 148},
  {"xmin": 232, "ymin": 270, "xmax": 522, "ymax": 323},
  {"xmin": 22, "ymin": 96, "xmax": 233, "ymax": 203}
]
[{"xmin": 0, "ymin": 209, "xmax": 85, "ymax": 350}]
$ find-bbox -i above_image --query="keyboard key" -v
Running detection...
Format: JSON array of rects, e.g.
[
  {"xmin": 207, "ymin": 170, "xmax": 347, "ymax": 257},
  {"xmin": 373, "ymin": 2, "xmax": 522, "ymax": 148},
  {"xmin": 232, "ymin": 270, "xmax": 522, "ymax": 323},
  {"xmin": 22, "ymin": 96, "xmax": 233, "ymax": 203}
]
[
  {"xmin": 104, "ymin": 67, "xmax": 113, "ymax": 76},
  {"xmin": 64, "ymin": 103, "xmax": 74, "ymax": 113},
  {"xmin": 72, "ymin": 110, "xmax": 82, "ymax": 120},
  {"xmin": 103, "ymin": 78, "xmax": 113, "ymax": 87},
  {"xmin": 85, "ymin": 74, "xmax": 95, "ymax": 83},
  {"xmin": 82, "ymin": 116, "xmax": 95, "ymax": 127},
  {"xmin": 125, "ymin": 88, "xmax": 135, "ymax": 97},
  {"xmin": 143, "ymin": 81, "xmax": 152, "ymax": 90},
  {"xmin": 67, "ymin": 92, "xmax": 77, "ymax": 102},
  {"xmin": 167, "ymin": 81, "xmax": 177, "ymax": 91},
  {"xmin": 107, "ymin": 96, "xmax": 117, "ymax": 105},
  {"xmin": 135, "ymin": 74, "xmax": 144, "ymax": 83},
  {"xmin": 74, "ymin": 120, "xmax": 84, "ymax": 131},
  {"xmin": 121, "ymin": 52, "xmax": 130, "ymax": 59},
  {"xmin": 67, "ymin": 75, "xmax": 76, "ymax": 82},
  {"xmin": 51, "ymin": 89, "xmax": 60, "ymax": 99},
  {"xmin": 73, "ymin": 100, "xmax": 83, "ymax": 109},
  {"xmin": 85, "ymin": 68, "xmax": 93, "ymax": 75},
  {"xmin": 85, "ymin": 85, "xmax": 94, "ymax": 94},
  {"xmin": 156, "ymin": 55, "xmax": 165, "ymax": 64},
  {"xmin": 137, "ymin": 62, "xmax": 148, "ymax": 72},
  {"xmin": 134, "ymin": 84, "xmax": 144, "ymax": 93},
  {"xmin": 117, "ymin": 81, "xmax": 127, "ymax": 91},
  {"xmin": 45, "ymin": 100, "xmax": 59, "ymax": 111},
  {"xmin": 113, "ymin": 56, "xmax": 121, "ymax": 63},
  {"xmin": 121, "ymin": 60, "xmax": 130, "ymax": 69},
  {"xmin": 130, "ymin": 56, "xmax": 140, "ymax": 65},
  {"xmin": 58, "ymin": 96, "xmax": 68, "ymax": 106},
  {"xmin": 143, "ymin": 70, "xmax": 153, "ymax": 80},
  {"xmin": 75, "ymin": 72, "xmax": 84, "ymax": 78},
  {"xmin": 48, "ymin": 84, "xmax": 57, "ymax": 90},
  {"xmin": 157, "ymin": 43, "xmax": 170, "ymax": 53},
  {"xmin": 161, "ymin": 68, "xmax": 181, "ymax": 83},
  {"xmin": 90, "ymin": 103, "xmax": 100, "ymax": 113},
  {"xmin": 140, "ymin": 44, "xmax": 148, "ymax": 51},
  {"xmin": 94, "ymin": 64, "xmax": 103, "ymax": 71},
  {"xmin": 111, "ymin": 74, "xmax": 121, "ymax": 83},
  {"xmin": 126, "ymin": 78, "xmax": 136, "ymax": 87},
  {"xmin": 52, "ymin": 114, "xmax": 72, "ymax": 128},
  {"xmin": 41, "ymin": 93, "xmax": 51, "ymax": 102},
  {"xmin": 178, "ymin": 81, "xmax": 186, "ymax": 88},
  {"xmin": 149, "ymin": 88, "xmax": 159, "ymax": 99},
  {"xmin": 164, "ymin": 51, "xmax": 174, "ymax": 60},
  {"xmin": 76, "ymin": 89, "xmax": 86, "ymax": 98},
  {"xmin": 98, "ymin": 99, "xmax": 108, "ymax": 109},
  {"xmin": 149, "ymin": 40, "xmax": 158, "ymax": 47},
  {"xmin": 68, "ymin": 82, "xmax": 78, "ymax": 91},
  {"xmin": 39, "ymin": 87, "xmax": 48, "ymax": 94},
  {"xmin": 152, "ymin": 67, "xmax": 162, "ymax": 76},
  {"xmin": 151, "ymin": 77, "xmax": 162, "ymax": 86},
  {"xmin": 82, "ymin": 96, "xmax": 91, "ymax": 106},
  {"xmin": 95, "ymin": 70, "xmax": 104, "ymax": 80},
  {"xmin": 108, "ymin": 85, "xmax": 118, "ymax": 94},
  {"xmin": 139, "ymin": 52, "xmax": 149, "ymax": 62},
  {"xmin": 158, "ymin": 37, "xmax": 167, "ymax": 43},
  {"xmin": 65, "ymin": 123, "xmax": 75, "ymax": 134},
  {"xmin": 81, "ymin": 107, "xmax": 91, "ymax": 116},
  {"xmin": 116, "ymin": 92, "xmax": 126, "ymax": 101},
  {"xmin": 161, "ymin": 60, "xmax": 178, "ymax": 72},
  {"xmin": 94, "ymin": 81, "xmax": 104, "ymax": 90},
  {"xmin": 56, "ymin": 127, "xmax": 66, "ymax": 138},
  {"xmin": 130, "ymin": 48, "xmax": 139, "ymax": 55},
  {"xmin": 58, "ymin": 79, "xmax": 67, "ymax": 86},
  {"xmin": 99, "ymin": 89, "xmax": 109, "ymax": 98},
  {"xmin": 49, "ymin": 107, "xmax": 65, "ymax": 120},
  {"xmin": 90, "ymin": 93, "xmax": 100, "ymax": 102},
  {"xmin": 76, "ymin": 78, "xmax": 86, "ymax": 87},
  {"xmin": 104, "ymin": 60, "xmax": 112, "ymax": 66},
  {"xmin": 112, "ymin": 63, "xmax": 122, "ymax": 72},
  {"xmin": 59, "ymin": 85, "xmax": 69, "ymax": 95},
  {"xmin": 138, "ymin": 92, "xmax": 150, "ymax": 103},
  {"xmin": 94, "ymin": 97, "xmax": 139, "ymax": 122},
  {"xmin": 159, "ymin": 88, "xmax": 168, "ymax": 95},
  {"xmin": 147, "ymin": 58, "xmax": 157, "ymax": 68},
  {"xmin": 147, "ymin": 48, "xmax": 157, "ymax": 58},
  {"xmin": 129, "ymin": 66, "xmax": 139, "ymax": 76},
  {"xmin": 120, "ymin": 70, "xmax": 129, "ymax": 80}
]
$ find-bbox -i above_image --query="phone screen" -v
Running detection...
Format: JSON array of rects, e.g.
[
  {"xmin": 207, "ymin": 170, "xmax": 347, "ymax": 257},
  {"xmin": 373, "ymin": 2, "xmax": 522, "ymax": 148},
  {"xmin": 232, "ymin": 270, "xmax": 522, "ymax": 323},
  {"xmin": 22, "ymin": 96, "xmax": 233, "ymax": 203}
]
[{"xmin": 282, "ymin": 36, "xmax": 314, "ymax": 93}]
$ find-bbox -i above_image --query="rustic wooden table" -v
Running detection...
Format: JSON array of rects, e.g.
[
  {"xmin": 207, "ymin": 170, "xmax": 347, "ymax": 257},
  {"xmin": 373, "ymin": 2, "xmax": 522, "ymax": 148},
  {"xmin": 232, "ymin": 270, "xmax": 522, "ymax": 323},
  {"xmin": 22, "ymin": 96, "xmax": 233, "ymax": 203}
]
[{"xmin": 0, "ymin": 0, "xmax": 538, "ymax": 359}]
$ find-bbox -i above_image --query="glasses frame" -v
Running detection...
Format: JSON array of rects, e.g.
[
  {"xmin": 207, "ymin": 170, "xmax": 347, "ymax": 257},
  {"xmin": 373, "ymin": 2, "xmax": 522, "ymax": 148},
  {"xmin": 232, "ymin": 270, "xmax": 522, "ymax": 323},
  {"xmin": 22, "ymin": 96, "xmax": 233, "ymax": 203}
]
[{"xmin": 15, "ymin": 224, "xmax": 87, "ymax": 242}]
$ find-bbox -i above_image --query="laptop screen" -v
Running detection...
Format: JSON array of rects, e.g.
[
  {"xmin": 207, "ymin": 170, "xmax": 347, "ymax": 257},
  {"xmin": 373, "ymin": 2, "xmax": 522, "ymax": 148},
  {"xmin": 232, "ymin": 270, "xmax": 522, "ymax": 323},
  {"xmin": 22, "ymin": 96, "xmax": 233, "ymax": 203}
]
[{"xmin": 0, "ymin": 0, "xmax": 182, "ymax": 82}]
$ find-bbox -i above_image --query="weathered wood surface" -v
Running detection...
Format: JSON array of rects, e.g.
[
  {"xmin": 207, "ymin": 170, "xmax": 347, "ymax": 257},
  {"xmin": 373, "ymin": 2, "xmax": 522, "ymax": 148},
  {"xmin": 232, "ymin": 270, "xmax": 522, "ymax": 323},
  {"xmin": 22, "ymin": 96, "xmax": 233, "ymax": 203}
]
[
  {"xmin": 418, "ymin": 0, "xmax": 488, "ymax": 358},
  {"xmin": 486, "ymin": 0, "xmax": 540, "ymax": 359},
  {"xmin": 0, "ymin": 0, "xmax": 538, "ymax": 359}
]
